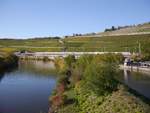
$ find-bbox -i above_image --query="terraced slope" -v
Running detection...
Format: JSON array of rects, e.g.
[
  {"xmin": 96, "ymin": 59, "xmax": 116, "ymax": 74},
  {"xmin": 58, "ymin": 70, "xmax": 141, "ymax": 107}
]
[
  {"xmin": 0, "ymin": 34, "xmax": 150, "ymax": 53},
  {"xmin": 0, "ymin": 38, "xmax": 63, "ymax": 52},
  {"xmin": 64, "ymin": 34, "xmax": 150, "ymax": 53}
]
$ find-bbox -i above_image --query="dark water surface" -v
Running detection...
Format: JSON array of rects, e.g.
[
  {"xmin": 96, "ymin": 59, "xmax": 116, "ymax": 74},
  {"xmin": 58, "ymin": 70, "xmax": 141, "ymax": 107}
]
[
  {"xmin": 119, "ymin": 69, "xmax": 150, "ymax": 99},
  {"xmin": 0, "ymin": 60, "xmax": 56, "ymax": 113}
]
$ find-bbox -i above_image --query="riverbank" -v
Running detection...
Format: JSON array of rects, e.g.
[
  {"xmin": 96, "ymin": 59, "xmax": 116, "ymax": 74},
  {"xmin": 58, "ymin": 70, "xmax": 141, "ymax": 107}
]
[
  {"xmin": 51, "ymin": 83, "xmax": 150, "ymax": 113},
  {"xmin": 49, "ymin": 54, "xmax": 150, "ymax": 113}
]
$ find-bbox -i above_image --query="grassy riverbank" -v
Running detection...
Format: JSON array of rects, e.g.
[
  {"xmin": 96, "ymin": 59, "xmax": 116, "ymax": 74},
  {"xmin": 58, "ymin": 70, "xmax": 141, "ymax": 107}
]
[{"xmin": 49, "ymin": 54, "xmax": 150, "ymax": 113}]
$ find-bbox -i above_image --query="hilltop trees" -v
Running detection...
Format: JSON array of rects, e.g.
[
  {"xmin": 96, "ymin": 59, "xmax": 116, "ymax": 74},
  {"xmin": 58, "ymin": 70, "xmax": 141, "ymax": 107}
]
[{"xmin": 105, "ymin": 26, "xmax": 117, "ymax": 32}]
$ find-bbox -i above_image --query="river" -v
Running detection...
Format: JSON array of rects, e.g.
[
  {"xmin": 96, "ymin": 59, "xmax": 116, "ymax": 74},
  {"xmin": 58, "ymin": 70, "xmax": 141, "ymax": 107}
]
[
  {"xmin": 0, "ymin": 60, "xmax": 57, "ymax": 113},
  {"xmin": 119, "ymin": 69, "xmax": 150, "ymax": 99},
  {"xmin": 0, "ymin": 61, "xmax": 150, "ymax": 113}
]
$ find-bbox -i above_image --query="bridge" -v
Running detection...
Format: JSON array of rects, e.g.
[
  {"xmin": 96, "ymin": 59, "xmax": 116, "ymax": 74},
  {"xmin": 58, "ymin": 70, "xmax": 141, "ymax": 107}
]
[{"xmin": 15, "ymin": 52, "xmax": 131, "ymax": 59}]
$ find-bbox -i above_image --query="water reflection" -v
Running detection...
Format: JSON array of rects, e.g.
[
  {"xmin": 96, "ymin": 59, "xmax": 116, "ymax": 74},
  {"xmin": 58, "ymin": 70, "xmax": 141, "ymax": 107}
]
[
  {"xmin": 119, "ymin": 69, "xmax": 150, "ymax": 99},
  {"xmin": 0, "ymin": 72, "xmax": 4, "ymax": 82},
  {"xmin": 0, "ymin": 60, "xmax": 56, "ymax": 113},
  {"xmin": 18, "ymin": 60, "xmax": 56, "ymax": 76},
  {"xmin": 123, "ymin": 69, "xmax": 129, "ymax": 83}
]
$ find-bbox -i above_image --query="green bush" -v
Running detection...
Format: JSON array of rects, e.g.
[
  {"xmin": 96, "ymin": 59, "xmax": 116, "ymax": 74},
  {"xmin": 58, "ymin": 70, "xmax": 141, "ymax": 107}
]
[
  {"xmin": 71, "ymin": 55, "xmax": 93, "ymax": 85},
  {"xmin": 83, "ymin": 62, "xmax": 118, "ymax": 96},
  {"xmin": 0, "ymin": 53, "xmax": 18, "ymax": 70}
]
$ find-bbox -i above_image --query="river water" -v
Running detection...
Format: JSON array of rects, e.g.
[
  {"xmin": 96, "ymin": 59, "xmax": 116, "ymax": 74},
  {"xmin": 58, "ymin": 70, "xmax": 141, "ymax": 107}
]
[
  {"xmin": 119, "ymin": 69, "xmax": 150, "ymax": 99},
  {"xmin": 0, "ymin": 60, "xmax": 57, "ymax": 113},
  {"xmin": 0, "ymin": 61, "xmax": 150, "ymax": 113}
]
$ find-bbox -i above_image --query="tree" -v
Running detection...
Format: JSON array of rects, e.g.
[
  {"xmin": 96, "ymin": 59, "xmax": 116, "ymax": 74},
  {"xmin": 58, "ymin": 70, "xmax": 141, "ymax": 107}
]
[
  {"xmin": 71, "ymin": 55, "xmax": 93, "ymax": 84},
  {"xmin": 81, "ymin": 54, "xmax": 120, "ymax": 95},
  {"xmin": 64, "ymin": 55, "xmax": 76, "ymax": 69},
  {"xmin": 112, "ymin": 26, "xmax": 116, "ymax": 31}
]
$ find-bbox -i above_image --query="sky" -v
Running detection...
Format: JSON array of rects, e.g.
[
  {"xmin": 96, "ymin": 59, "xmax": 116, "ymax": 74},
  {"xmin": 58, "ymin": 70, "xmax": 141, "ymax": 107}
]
[{"xmin": 0, "ymin": 0, "xmax": 149, "ymax": 39}]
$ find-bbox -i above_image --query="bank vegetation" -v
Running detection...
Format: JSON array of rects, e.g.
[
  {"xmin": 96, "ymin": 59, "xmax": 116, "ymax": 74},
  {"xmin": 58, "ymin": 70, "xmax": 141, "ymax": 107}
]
[
  {"xmin": 49, "ymin": 54, "xmax": 150, "ymax": 113},
  {"xmin": 0, "ymin": 52, "xmax": 18, "ymax": 72}
]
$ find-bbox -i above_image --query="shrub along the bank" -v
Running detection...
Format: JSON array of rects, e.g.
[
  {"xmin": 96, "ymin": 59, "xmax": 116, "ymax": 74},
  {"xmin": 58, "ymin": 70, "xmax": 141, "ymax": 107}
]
[
  {"xmin": 83, "ymin": 62, "xmax": 118, "ymax": 95},
  {"xmin": 54, "ymin": 57, "xmax": 66, "ymax": 74},
  {"xmin": 0, "ymin": 53, "xmax": 18, "ymax": 71}
]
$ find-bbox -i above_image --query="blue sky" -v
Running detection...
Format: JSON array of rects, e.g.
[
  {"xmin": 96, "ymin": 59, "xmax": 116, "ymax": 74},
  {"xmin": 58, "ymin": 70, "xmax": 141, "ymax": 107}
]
[{"xmin": 0, "ymin": 0, "xmax": 149, "ymax": 38}]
